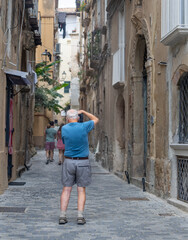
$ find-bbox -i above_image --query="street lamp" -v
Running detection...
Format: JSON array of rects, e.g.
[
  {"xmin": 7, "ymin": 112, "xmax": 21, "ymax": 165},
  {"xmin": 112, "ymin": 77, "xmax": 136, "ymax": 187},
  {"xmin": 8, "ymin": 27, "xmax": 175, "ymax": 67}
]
[
  {"xmin": 41, "ymin": 49, "xmax": 52, "ymax": 63},
  {"xmin": 62, "ymin": 71, "xmax": 67, "ymax": 81}
]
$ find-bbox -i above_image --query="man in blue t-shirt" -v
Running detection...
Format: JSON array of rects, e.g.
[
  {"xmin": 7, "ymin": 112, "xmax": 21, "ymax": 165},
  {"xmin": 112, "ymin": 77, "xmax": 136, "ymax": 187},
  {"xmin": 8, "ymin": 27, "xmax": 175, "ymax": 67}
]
[{"xmin": 59, "ymin": 109, "xmax": 99, "ymax": 225}]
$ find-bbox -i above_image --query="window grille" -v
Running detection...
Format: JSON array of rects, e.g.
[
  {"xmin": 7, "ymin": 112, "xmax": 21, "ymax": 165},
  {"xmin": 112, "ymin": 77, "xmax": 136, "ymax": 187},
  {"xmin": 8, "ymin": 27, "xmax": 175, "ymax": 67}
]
[
  {"xmin": 177, "ymin": 157, "xmax": 188, "ymax": 203},
  {"xmin": 178, "ymin": 72, "xmax": 188, "ymax": 143}
]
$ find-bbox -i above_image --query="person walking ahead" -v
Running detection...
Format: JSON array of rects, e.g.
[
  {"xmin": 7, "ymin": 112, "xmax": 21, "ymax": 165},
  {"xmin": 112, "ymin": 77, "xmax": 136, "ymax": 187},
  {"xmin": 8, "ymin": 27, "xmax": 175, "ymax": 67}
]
[
  {"xmin": 44, "ymin": 121, "xmax": 57, "ymax": 164},
  {"xmin": 59, "ymin": 109, "xmax": 99, "ymax": 225}
]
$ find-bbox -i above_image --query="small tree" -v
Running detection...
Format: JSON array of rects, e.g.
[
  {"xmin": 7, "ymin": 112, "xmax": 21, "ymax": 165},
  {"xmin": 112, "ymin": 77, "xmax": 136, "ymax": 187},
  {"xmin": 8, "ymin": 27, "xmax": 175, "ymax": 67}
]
[{"xmin": 35, "ymin": 61, "xmax": 68, "ymax": 114}]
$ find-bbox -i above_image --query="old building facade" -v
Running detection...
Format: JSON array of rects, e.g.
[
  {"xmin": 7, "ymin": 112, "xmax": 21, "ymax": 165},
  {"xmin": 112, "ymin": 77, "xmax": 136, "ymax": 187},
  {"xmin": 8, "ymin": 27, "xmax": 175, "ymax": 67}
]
[
  {"xmin": 33, "ymin": 0, "xmax": 58, "ymax": 148},
  {"xmin": 54, "ymin": 7, "xmax": 80, "ymax": 125},
  {"xmin": 0, "ymin": 0, "xmax": 41, "ymax": 193},
  {"xmin": 161, "ymin": 0, "xmax": 188, "ymax": 208},
  {"xmin": 78, "ymin": 0, "xmax": 188, "ymax": 208}
]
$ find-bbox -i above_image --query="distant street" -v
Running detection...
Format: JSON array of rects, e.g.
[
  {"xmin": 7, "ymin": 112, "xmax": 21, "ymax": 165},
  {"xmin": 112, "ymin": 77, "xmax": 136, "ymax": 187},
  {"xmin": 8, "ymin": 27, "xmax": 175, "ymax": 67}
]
[{"xmin": 0, "ymin": 150, "xmax": 188, "ymax": 240}]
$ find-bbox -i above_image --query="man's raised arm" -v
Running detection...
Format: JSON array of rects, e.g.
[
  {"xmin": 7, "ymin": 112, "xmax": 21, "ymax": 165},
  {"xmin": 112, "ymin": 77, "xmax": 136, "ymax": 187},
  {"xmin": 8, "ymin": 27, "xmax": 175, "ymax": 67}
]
[{"xmin": 78, "ymin": 110, "xmax": 99, "ymax": 125}]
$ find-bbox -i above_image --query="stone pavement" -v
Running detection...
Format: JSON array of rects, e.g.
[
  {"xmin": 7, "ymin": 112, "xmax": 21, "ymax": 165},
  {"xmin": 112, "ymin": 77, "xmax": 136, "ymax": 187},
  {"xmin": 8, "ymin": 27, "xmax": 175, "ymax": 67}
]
[{"xmin": 0, "ymin": 150, "xmax": 188, "ymax": 240}]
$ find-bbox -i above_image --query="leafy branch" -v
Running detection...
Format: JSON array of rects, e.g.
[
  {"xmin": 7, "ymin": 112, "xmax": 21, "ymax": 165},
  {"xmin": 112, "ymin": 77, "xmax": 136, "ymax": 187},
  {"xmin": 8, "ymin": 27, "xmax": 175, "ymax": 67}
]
[{"xmin": 35, "ymin": 61, "xmax": 69, "ymax": 114}]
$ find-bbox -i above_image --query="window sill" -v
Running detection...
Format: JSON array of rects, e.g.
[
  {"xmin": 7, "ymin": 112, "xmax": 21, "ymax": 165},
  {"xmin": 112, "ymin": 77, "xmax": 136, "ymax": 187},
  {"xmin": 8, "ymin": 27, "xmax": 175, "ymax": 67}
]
[
  {"xmin": 170, "ymin": 144, "xmax": 188, "ymax": 156},
  {"xmin": 112, "ymin": 81, "xmax": 125, "ymax": 89},
  {"xmin": 161, "ymin": 25, "xmax": 188, "ymax": 46}
]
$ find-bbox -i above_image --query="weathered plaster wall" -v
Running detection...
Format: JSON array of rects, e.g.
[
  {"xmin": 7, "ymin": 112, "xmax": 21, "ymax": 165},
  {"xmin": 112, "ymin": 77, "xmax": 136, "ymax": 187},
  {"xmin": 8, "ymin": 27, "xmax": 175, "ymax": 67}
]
[
  {"xmin": 0, "ymin": 0, "xmax": 36, "ymax": 192},
  {"xmin": 34, "ymin": 0, "xmax": 55, "ymax": 147}
]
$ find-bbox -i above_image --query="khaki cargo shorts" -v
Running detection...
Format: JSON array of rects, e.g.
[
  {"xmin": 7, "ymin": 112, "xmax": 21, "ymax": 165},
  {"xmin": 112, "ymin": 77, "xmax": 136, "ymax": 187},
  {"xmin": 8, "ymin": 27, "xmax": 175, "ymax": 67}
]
[{"xmin": 61, "ymin": 158, "xmax": 92, "ymax": 187}]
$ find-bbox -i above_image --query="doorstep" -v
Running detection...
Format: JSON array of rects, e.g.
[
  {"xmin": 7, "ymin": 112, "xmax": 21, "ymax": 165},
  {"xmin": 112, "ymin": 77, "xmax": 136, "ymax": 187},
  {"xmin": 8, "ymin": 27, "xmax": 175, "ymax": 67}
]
[{"xmin": 167, "ymin": 198, "xmax": 188, "ymax": 213}]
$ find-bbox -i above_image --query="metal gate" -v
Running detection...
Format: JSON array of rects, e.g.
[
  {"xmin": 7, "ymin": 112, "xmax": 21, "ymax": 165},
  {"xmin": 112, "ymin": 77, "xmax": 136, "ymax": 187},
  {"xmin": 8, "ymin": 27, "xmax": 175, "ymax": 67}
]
[
  {"xmin": 6, "ymin": 79, "xmax": 14, "ymax": 180},
  {"xmin": 143, "ymin": 47, "xmax": 147, "ymax": 178}
]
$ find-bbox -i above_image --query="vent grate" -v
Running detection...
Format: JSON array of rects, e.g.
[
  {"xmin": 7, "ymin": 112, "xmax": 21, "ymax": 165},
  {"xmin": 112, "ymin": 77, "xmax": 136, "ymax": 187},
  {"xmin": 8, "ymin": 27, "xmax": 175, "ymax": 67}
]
[
  {"xmin": 0, "ymin": 207, "xmax": 26, "ymax": 213},
  {"xmin": 159, "ymin": 213, "xmax": 174, "ymax": 217},
  {"xmin": 8, "ymin": 182, "xmax": 26, "ymax": 186}
]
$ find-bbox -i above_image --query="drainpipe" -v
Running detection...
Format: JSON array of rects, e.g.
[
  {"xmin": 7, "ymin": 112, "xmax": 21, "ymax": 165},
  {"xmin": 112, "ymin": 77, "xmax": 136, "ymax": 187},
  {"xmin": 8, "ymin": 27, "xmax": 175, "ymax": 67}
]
[{"xmin": 17, "ymin": 0, "xmax": 25, "ymax": 70}]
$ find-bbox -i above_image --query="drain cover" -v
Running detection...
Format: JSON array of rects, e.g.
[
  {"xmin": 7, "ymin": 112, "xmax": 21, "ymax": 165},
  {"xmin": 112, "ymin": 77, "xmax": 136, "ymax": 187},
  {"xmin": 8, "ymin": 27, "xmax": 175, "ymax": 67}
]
[
  {"xmin": 120, "ymin": 197, "xmax": 149, "ymax": 201},
  {"xmin": 159, "ymin": 213, "xmax": 174, "ymax": 216},
  {"xmin": 8, "ymin": 182, "xmax": 26, "ymax": 186},
  {"xmin": 0, "ymin": 207, "xmax": 26, "ymax": 213}
]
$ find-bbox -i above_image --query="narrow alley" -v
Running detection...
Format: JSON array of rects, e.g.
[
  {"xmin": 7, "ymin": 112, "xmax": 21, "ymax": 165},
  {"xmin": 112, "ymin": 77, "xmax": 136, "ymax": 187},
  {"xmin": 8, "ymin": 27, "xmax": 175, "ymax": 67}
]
[{"xmin": 0, "ymin": 150, "xmax": 187, "ymax": 240}]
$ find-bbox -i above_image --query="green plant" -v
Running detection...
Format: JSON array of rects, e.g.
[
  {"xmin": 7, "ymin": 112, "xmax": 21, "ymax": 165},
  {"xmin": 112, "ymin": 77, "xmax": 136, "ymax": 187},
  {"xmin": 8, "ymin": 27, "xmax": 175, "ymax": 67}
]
[
  {"xmin": 35, "ymin": 61, "xmax": 69, "ymax": 114},
  {"xmin": 79, "ymin": 0, "xmax": 86, "ymax": 11},
  {"xmin": 63, "ymin": 101, "xmax": 71, "ymax": 111},
  {"xmin": 91, "ymin": 30, "xmax": 101, "ymax": 60}
]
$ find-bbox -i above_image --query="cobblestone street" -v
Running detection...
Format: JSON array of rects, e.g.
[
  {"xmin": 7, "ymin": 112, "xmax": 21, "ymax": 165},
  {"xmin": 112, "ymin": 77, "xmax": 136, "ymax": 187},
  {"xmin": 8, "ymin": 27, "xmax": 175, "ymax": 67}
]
[{"xmin": 0, "ymin": 150, "xmax": 188, "ymax": 240}]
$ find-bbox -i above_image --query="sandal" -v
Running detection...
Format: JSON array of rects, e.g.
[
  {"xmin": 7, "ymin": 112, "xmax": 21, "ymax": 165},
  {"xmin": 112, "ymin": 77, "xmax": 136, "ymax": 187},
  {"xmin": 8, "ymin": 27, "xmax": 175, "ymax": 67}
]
[
  {"xmin": 77, "ymin": 217, "xmax": 86, "ymax": 225},
  {"xmin": 59, "ymin": 216, "xmax": 68, "ymax": 224}
]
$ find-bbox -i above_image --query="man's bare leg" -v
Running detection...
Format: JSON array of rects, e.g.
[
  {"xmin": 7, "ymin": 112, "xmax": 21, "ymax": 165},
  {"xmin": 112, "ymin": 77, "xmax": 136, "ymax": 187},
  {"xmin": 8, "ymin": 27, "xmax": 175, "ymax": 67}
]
[
  {"xmin": 77, "ymin": 187, "xmax": 86, "ymax": 211},
  {"xmin": 60, "ymin": 187, "xmax": 72, "ymax": 211},
  {"xmin": 77, "ymin": 187, "xmax": 86, "ymax": 224},
  {"xmin": 59, "ymin": 187, "xmax": 72, "ymax": 224}
]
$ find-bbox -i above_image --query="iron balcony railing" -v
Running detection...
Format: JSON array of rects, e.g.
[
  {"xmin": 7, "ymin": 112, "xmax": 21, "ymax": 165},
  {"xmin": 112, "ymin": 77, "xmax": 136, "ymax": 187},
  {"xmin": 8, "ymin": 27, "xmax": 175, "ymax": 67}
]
[{"xmin": 28, "ymin": 0, "xmax": 38, "ymax": 30}]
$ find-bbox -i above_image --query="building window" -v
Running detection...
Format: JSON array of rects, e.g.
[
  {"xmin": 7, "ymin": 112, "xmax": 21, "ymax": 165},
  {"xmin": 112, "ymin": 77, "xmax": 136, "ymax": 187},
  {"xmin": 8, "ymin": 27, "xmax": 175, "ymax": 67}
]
[
  {"xmin": 178, "ymin": 73, "xmax": 188, "ymax": 143},
  {"xmin": 105, "ymin": 0, "xmax": 107, "ymax": 24},
  {"xmin": 161, "ymin": 0, "xmax": 188, "ymax": 45},
  {"xmin": 112, "ymin": 3, "xmax": 125, "ymax": 86},
  {"xmin": 64, "ymin": 81, "xmax": 70, "ymax": 93},
  {"xmin": 97, "ymin": 0, "xmax": 101, "ymax": 26}
]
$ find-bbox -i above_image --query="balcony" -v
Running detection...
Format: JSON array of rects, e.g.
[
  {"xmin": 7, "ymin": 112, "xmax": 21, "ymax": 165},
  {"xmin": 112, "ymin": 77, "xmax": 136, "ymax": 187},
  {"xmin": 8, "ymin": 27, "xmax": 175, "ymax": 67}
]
[
  {"xmin": 54, "ymin": 43, "xmax": 61, "ymax": 55},
  {"xmin": 34, "ymin": 12, "xmax": 41, "ymax": 46},
  {"xmin": 28, "ymin": 0, "xmax": 38, "ymax": 31},
  {"xmin": 82, "ymin": 17, "xmax": 90, "ymax": 28},
  {"xmin": 89, "ymin": 29, "xmax": 101, "ymax": 69},
  {"xmin": 161, "ymin": 0, "xmax": 188, "ymax": 46},
  {"xmin": 25, "ymin": 0, "xmax": 34, "ymax": 8},
  {"xmin": 161, "ymin": 25, "xmax": 188, "ymax": 46}
]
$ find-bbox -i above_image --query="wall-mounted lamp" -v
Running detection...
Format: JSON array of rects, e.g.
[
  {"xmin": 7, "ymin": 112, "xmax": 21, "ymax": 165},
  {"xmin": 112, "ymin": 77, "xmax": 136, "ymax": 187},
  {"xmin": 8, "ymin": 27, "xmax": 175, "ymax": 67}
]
[
  {"xmin": 41, "ymin": 49, "xmax": 52, "ymax": 62},
  {"xmin": 62, "ymin": 71, "xmax": 67, "ymax": 80},
  {"xmin": 158, "ymin": 61, "xmax": 167, "ymax": 66}
]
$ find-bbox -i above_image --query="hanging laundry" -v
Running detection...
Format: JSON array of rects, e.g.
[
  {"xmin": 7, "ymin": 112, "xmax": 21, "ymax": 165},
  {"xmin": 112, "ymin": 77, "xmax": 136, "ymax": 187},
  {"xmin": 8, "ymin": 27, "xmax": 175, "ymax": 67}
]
[{"xmin": 58, "ymin": 12, "xmax": 67, "ymax": 38}]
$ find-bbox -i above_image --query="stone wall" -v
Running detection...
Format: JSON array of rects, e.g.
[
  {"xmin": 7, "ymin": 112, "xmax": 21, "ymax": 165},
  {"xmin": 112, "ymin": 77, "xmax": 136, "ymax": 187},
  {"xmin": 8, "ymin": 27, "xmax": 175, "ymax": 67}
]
[{"xmin": 0, "ymin": 0, "xmax": 37, "ymax": 193}]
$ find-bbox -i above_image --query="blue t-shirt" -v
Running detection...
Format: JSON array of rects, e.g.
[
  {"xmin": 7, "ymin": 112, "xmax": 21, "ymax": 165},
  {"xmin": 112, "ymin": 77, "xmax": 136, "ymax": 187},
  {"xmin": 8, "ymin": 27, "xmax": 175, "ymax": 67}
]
[{"xmin": 61, "ymin": 121, "xmax": 94, "ymax": 157}]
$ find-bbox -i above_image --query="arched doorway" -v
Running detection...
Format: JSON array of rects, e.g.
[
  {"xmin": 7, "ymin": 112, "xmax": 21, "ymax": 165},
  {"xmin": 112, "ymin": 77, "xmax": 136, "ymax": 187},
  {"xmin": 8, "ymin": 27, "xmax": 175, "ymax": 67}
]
[
  {"xmin": 131, "ymin": 36, "xmax": 148, "ymax": 181},
  {"xmin": 128, "ymin": 12, "xmax": 154, "ymax": 188}
]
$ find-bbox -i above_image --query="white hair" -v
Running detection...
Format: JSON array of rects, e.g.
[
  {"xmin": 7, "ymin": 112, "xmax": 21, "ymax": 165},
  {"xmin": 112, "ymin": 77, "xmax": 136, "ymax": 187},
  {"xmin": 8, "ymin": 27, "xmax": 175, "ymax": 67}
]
[{"xmin": 67, "ymin": 109, "xmax": 78, "ymax": 120}]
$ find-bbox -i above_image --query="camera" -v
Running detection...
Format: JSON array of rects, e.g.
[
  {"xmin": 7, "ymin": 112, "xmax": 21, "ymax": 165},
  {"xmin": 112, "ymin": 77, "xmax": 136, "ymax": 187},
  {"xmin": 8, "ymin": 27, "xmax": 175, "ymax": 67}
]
[{"xmin": 78, "ymin": 113, "xmax": 83, "ymax": 122}]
